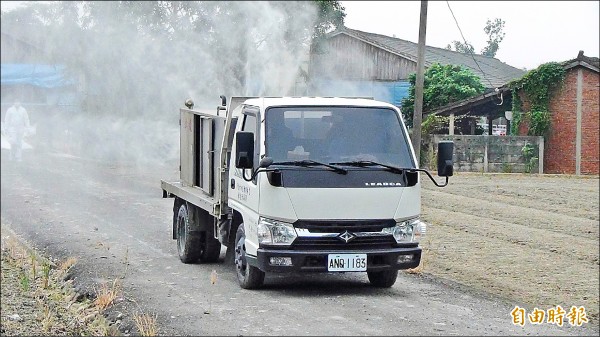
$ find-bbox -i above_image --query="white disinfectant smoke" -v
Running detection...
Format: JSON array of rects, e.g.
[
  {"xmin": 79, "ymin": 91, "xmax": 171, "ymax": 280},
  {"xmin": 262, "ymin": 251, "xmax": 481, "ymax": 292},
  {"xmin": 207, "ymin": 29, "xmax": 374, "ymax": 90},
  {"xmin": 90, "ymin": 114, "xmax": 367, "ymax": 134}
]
[{"xmin": 1, "ymin": 1, "xmax": 320, "ymax": 167}]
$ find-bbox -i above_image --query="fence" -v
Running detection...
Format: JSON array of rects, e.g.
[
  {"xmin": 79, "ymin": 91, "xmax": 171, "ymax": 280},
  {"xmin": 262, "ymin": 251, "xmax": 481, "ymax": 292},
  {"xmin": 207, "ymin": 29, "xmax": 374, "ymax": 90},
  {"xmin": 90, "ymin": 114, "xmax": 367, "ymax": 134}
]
[{"xmin": 430, "ymin": 135, "xmax": 544, "ymax": 174}]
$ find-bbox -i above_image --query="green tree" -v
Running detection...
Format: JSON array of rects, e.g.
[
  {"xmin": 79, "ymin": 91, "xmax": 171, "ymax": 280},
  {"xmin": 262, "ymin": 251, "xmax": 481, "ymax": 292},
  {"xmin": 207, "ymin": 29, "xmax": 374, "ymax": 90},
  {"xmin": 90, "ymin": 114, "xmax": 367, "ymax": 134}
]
[
  {"xmin": 310, "ymin": 0, "xmax": 345, "ymax": 53},
  {"xmin": 401, "ymin": 63, "xmax": 485, "ymax": 129},
  {"xmin": 481, "ymin": 18, "xmax": 505, "ymax": 57},
  {"xmin": 1, "ymin": 1, "xmax": 345, "ymax": 162},
  {"xmin": 446, "ymin": 17, "xmax": 505, "ymax": 58},
  {"xmin": 1, "ymin": 0, "xmax": 346, "ymax": 118},
  {"xmin": 445, "ymin": 40, "xmax": 474, "ymax": 54}
]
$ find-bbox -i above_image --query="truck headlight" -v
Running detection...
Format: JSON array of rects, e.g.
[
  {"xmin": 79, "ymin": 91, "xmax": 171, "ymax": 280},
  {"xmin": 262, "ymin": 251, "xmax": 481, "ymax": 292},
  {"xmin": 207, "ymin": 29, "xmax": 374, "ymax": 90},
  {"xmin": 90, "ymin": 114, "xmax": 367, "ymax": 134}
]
[
  {"xmin": 257, "ymin": 217, "xmax": 297, "ymax": 246},
  {"xmin": 383, "ymin": 217, "xmax": 426, "ymax": 243}
]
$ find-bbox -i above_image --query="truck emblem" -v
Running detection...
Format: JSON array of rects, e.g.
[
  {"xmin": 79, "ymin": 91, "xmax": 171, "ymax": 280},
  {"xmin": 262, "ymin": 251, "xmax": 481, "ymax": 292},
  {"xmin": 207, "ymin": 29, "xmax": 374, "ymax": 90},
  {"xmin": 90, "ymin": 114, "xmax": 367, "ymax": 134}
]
[
  {"xmin": 337, "ymin": 231, "xmax": 356, "ymax": 243},
  {"xmin": 365, "ymin": 182, "xmax": 404, "ymax": 186}
]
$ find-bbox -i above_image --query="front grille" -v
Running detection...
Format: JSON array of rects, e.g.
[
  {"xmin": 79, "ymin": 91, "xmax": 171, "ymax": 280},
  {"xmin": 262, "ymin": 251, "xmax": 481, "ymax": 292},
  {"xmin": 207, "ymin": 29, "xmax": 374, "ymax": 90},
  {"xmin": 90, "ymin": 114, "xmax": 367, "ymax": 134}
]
[
  {"xmin": 294, "ymin": 219, "xmax": 395, "ymax": 233},
  {"xmin": 292, "ymin": 236, "xmax": 396, "ymax": 251},
  {"xmin": 291, "ymin": 219, "xmax": 398, "ymax": 251}
]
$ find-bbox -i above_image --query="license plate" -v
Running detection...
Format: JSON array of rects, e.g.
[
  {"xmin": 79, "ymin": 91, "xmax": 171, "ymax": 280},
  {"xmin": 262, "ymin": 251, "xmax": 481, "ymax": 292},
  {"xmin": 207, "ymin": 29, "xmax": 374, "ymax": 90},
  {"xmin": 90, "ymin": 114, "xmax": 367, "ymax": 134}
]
[{"xmin": 327, "ymin": 254, "xmax": 367, "ymax": 272}]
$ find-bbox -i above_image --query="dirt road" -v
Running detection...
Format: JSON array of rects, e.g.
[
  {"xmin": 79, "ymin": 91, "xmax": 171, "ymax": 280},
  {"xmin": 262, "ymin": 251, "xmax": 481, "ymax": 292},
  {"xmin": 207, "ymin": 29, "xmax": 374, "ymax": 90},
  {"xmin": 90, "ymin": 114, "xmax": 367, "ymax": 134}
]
[
  {"xmin": 421, "ymin": 172, "xmax": 599, "ymax": 327},
  {"xmin": 1, "ymin": 152, "xmax": 597, "ymax": 335}
]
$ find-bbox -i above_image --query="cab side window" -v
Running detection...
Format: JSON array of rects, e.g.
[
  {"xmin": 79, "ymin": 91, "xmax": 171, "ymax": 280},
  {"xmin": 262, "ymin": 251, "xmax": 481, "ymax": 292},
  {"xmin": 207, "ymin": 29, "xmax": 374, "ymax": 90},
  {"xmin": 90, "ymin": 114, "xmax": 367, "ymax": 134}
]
[
  {"xmin": 240, "ymin": 108, "xmax": 259, "ymax": 183},
  {"xmin": 242, "ymin": 113, "xmax": 256, "ymax": 134}
]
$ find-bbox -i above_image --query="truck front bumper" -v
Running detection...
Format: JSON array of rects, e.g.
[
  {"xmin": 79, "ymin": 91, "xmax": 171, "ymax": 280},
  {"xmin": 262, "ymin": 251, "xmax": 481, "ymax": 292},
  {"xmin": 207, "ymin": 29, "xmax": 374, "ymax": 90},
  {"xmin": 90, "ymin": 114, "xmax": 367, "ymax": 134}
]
[{"xmin": 251, "ymin": 247, "xmax": 421, "ymax": 273}]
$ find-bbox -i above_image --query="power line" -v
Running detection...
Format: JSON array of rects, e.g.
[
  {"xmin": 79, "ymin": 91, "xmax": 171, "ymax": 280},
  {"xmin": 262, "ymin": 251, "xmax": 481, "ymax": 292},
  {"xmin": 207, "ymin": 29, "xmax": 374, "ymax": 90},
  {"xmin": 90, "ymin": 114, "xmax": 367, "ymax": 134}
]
[{"xmin": 445, "ymin": 1, "xmax": 495, "ymax": 89}]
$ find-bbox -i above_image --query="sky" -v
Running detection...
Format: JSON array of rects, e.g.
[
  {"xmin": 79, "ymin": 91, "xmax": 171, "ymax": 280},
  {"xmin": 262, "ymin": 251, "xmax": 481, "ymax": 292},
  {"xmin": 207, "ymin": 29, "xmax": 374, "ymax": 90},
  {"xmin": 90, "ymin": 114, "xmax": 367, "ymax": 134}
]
[
  {"xmin": 2, "ymin": 1, "xmax": 598, "ymax": 70},
  {"xmin": 340, "ymin": 1, "xmax": 600, "ymax": 70}
]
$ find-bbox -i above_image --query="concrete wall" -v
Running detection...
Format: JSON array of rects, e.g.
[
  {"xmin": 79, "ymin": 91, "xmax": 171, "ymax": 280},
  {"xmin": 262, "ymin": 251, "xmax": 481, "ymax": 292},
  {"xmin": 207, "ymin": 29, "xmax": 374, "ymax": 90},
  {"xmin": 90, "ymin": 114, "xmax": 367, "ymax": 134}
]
[{"xmin": 431, "ymin": 135, "xmax": 544, "ymax": 173}]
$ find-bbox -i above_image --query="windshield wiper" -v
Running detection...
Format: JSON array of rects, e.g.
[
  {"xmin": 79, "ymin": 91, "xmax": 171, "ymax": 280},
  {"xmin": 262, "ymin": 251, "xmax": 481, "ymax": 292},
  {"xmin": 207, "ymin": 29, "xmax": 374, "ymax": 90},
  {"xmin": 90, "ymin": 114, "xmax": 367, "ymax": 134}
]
[
  {"xmin": 271, "ymin": 160, "xmax": 348, "ymax": 175},
  {"xmin": 330, "ymin": 160, "xmax": 408, "ymax": 174},
  {"xmin": 330, "ymin": 160, "xmax": 451, "ymax": 187}
]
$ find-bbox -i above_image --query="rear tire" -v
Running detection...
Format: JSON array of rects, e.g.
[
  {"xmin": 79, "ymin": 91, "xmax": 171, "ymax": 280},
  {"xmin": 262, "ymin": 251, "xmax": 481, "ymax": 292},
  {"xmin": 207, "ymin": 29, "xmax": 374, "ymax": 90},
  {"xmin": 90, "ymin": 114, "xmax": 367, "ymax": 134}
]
[
  {"xmin": 176, "ymin": 203, "xmax": 202, "ymax": 263},
  {"xmin": 234, "ymin": 225, "xmax": 265, "ymax": 289},
  {"xmin": 199, "ymin": 232, "xmax": 221, "ymax": 263},
  {"xmin": 367, "ymin": 270, "xmax": 398, "ymax": 288},
  {"xmin": 195, "ymin": 207, "xmax": 222, "ymax": 263}
]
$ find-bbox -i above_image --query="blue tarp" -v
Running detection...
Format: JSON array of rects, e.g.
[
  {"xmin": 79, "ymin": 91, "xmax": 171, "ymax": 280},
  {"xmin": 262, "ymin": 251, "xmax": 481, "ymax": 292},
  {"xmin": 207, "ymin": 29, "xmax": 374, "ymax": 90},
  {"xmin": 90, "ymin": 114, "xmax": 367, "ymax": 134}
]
[
  {"xmin": 309, "ymin": 79, "xmax": 411, "ymax": 108},
  {"xmin": 1, "ymin": 63, "xmax": 74, "ymax": 88}
]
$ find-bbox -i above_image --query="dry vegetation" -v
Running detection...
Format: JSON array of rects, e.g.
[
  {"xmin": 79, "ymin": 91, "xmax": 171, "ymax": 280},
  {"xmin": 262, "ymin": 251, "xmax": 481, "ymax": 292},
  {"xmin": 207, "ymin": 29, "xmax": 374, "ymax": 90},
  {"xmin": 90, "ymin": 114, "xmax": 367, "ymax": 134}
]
[
  {"xmin": 416, "ymin": 172, "xmax": 599, "ymax": 330},
  {"xmin": 133, "ymin": 313, "xmax": 159, "ymax": 337},
  {"xmin": 0, "ymin": 225, "xmax": 158, "ymax": 336},
  {"xmin": 94, "ymin": 279, "xmax": 122, "ymax": 311}
]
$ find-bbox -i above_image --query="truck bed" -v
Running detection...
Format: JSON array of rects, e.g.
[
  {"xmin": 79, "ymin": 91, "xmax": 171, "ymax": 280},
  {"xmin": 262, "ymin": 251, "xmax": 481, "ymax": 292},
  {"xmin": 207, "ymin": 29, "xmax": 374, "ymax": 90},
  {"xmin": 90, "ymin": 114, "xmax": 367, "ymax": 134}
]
[{"xmin": 161, "ymin": 180, "xmax": 218, "ymax": 214}]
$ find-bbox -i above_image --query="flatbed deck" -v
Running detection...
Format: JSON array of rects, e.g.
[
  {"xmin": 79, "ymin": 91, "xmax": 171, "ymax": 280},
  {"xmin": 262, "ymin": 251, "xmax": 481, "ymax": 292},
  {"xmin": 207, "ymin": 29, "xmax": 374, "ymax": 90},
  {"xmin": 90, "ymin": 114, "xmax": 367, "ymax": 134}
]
[{"xmin": 161, "ymin": 180, "xmax": 218, "ymax": 215}]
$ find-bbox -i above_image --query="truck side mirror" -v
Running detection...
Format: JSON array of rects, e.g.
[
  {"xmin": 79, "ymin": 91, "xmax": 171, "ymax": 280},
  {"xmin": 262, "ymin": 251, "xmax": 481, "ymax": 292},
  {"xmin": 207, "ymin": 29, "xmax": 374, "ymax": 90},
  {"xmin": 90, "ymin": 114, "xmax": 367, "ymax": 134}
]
[
  {"xmin": 259, "ymin": 156, "xmax": 273, "ymax": 168},
  {"xmin": 437, "ymin": 141, "xmax": 454, "ymax": 177},
  {"xmin": 267, "ymin": 170, "xmax": 282, "ymax": 187},
  {"xmin": 235, "ymin": 132, "xmax": 254, "ymax": 169}
]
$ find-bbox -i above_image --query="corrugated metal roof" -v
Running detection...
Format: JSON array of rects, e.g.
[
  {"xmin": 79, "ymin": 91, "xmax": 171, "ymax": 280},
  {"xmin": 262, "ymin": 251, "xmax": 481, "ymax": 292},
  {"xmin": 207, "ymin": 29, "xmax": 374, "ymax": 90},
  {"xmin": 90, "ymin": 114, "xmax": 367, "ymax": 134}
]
[{"xmin": 332, "ymin": 28, "xmax": 526, "ymax": 89}]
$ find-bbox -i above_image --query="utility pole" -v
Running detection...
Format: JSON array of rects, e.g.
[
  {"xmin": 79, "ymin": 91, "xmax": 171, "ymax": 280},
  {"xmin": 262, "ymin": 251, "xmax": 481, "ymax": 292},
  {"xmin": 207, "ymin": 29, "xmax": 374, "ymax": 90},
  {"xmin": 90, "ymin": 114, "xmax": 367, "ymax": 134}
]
[{"xmin": 412, "ymin": 0, "xmax": 428, "ymax": 165}]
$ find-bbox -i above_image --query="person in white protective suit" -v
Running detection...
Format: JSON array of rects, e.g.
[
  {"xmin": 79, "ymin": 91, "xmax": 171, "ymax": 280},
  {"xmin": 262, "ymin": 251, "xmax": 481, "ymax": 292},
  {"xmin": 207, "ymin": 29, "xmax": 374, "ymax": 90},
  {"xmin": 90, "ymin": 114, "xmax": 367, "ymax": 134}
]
[{"xmin": 4, "ymin": 101, "xmax": 31, "ymax": 161}]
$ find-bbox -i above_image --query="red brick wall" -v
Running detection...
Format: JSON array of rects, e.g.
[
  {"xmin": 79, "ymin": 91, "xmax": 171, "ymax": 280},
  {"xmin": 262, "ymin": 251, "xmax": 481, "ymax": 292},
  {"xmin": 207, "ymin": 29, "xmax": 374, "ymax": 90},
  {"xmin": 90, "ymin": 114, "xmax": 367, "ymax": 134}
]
[
  {"xmin": 580, "ymin": 69, "xmax": 599, "ymax": 175},
  {"xmin": 545, "ymin": 69, "xmax": 579, "ymax": 173},
  {"xmin": 517, "ymin": 66, "xmax": 599, "ymax": 175}
]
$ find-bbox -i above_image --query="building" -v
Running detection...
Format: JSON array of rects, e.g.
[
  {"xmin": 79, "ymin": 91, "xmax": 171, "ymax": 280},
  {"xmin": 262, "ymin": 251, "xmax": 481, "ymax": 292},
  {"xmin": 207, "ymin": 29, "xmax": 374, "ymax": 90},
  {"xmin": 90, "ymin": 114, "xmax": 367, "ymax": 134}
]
[
  {"xmin": 428, "ymin": 51, "xmax": 599, "ymax": 175},
  {"xmin": 1, "ymin": 31, "xmax": 77, "ymax": 110},
  {"xmin": 1, "ymin": 30, "xmax": 79, "ymax": 151},
  {"xmin": 516, "ymin": 52, "xmax": 599, "ymax": 175},
  {"xmin": 308, "ymin": 27, "xmax": 525, "ymax": 107}
]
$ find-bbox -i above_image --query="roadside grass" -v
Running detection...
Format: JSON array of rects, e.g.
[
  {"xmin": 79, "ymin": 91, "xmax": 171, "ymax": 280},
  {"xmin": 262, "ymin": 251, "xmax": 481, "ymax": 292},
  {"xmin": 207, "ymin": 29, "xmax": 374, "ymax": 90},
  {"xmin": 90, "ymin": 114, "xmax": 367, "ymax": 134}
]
[
  {"xmin": 94, "ymin": 279, "xmax": 122, "ymax": 311},
  {"xmin": 0, "ymin": 224, "xmax": 159, "ymax": 336},
  {"xmin": 0, "ymin": 229, "xmax": 116, "ymax": 335},
  {"xmin": 59, "ymin": 256, "xmax": 78, "ymax": 272},
  {"xmin": 133, "ymin": 312, "xmax": 159, "ymax": 336}
]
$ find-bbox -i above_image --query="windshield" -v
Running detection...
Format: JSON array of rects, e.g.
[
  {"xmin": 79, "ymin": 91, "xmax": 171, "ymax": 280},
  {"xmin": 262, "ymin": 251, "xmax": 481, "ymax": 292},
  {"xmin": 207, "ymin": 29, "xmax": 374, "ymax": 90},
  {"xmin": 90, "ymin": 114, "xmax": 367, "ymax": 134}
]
[{"xmin": 265, "ymin": 106, "xmax": 415, "ymax": 168}]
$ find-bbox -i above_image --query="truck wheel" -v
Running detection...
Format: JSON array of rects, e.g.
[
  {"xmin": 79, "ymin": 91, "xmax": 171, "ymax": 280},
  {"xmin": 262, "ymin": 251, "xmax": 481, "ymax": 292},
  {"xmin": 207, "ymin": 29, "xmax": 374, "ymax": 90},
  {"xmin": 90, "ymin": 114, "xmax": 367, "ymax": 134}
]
[
  {"xmin": 367, "ymin": 270, "xmax": 398, "ymax": 288},
  {"xmin": 234, "ymin": 225, "xmax": 265, "ymax": 289},
  {"xmin": 199, "ymin": 233, "xmax": 221, "ymax": 263},
  {"xmin": 176, "ymin": 203, "xmax": 201, "ymax": 263},
  {"xmin": 195, "ymin": 207, "xmax": 222, "ymax": 263}
]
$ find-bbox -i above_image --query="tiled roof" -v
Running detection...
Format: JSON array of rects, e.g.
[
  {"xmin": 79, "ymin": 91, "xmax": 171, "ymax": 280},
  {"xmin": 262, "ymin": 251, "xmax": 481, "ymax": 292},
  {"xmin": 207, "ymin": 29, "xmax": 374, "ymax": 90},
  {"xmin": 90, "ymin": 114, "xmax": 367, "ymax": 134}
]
[
  {"xmin": 333, "ymin": 27, "xmax": 526, "ymax": 88},
  {"xmin": 562, "ymin": 51, "xmax": 599, "ymax": 72}
]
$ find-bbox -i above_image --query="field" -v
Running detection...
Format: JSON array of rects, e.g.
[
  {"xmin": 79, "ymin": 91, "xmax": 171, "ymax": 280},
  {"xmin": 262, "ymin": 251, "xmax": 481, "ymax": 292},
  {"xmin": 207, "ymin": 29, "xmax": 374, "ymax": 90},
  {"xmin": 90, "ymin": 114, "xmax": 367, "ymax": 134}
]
[{"xmin": 419, "ymin": 172, "xmax": 599, "ymax": 327}]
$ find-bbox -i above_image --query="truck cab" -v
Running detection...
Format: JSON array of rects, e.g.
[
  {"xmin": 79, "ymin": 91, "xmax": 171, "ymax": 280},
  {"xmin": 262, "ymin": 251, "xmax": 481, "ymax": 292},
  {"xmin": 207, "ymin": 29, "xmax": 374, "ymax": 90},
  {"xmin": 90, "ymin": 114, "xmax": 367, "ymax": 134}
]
[{"xmin": 161, "ymin": 96, "xmax": 453, "ymax": 289}]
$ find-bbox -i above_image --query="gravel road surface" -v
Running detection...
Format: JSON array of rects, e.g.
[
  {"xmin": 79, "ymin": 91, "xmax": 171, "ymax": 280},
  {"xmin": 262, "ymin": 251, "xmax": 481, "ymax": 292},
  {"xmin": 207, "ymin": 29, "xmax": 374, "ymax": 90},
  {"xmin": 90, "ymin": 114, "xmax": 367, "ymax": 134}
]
[{"xmin": 1, "ymin": 151, "xmax": 596, "ymax": 335}]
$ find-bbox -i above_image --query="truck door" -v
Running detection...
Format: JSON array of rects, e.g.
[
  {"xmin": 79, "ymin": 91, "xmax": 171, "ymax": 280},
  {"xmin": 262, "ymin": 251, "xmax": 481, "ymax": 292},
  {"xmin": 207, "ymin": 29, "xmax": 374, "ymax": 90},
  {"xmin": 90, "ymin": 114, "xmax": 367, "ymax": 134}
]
[{"xmin": 229, "ymin": 106, "xmax": 261, "ymax": 255}]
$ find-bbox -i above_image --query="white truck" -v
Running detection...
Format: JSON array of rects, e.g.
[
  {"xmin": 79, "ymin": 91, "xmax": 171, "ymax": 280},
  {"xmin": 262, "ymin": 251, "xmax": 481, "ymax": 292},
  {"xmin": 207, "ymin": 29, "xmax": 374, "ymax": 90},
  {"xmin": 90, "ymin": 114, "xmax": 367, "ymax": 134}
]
[{"xmin": 161, "ymin": 96, "xmax": 454, "ymax": 289}]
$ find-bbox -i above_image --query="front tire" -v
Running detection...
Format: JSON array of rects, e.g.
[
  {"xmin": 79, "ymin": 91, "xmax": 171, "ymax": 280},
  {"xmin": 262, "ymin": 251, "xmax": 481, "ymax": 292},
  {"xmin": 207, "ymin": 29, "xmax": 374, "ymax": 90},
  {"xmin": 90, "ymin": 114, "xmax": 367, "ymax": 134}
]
[
  {"xmin": 176, "ymin": 203, "xmax": 202, "ymax": 263},
  {"xmin": 367, "ymin": 270, "xmax": 398, "ymax": 288},
  {"xmin": 234, "ymin": 225, "xmax": 265, "ymax": 289}
]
